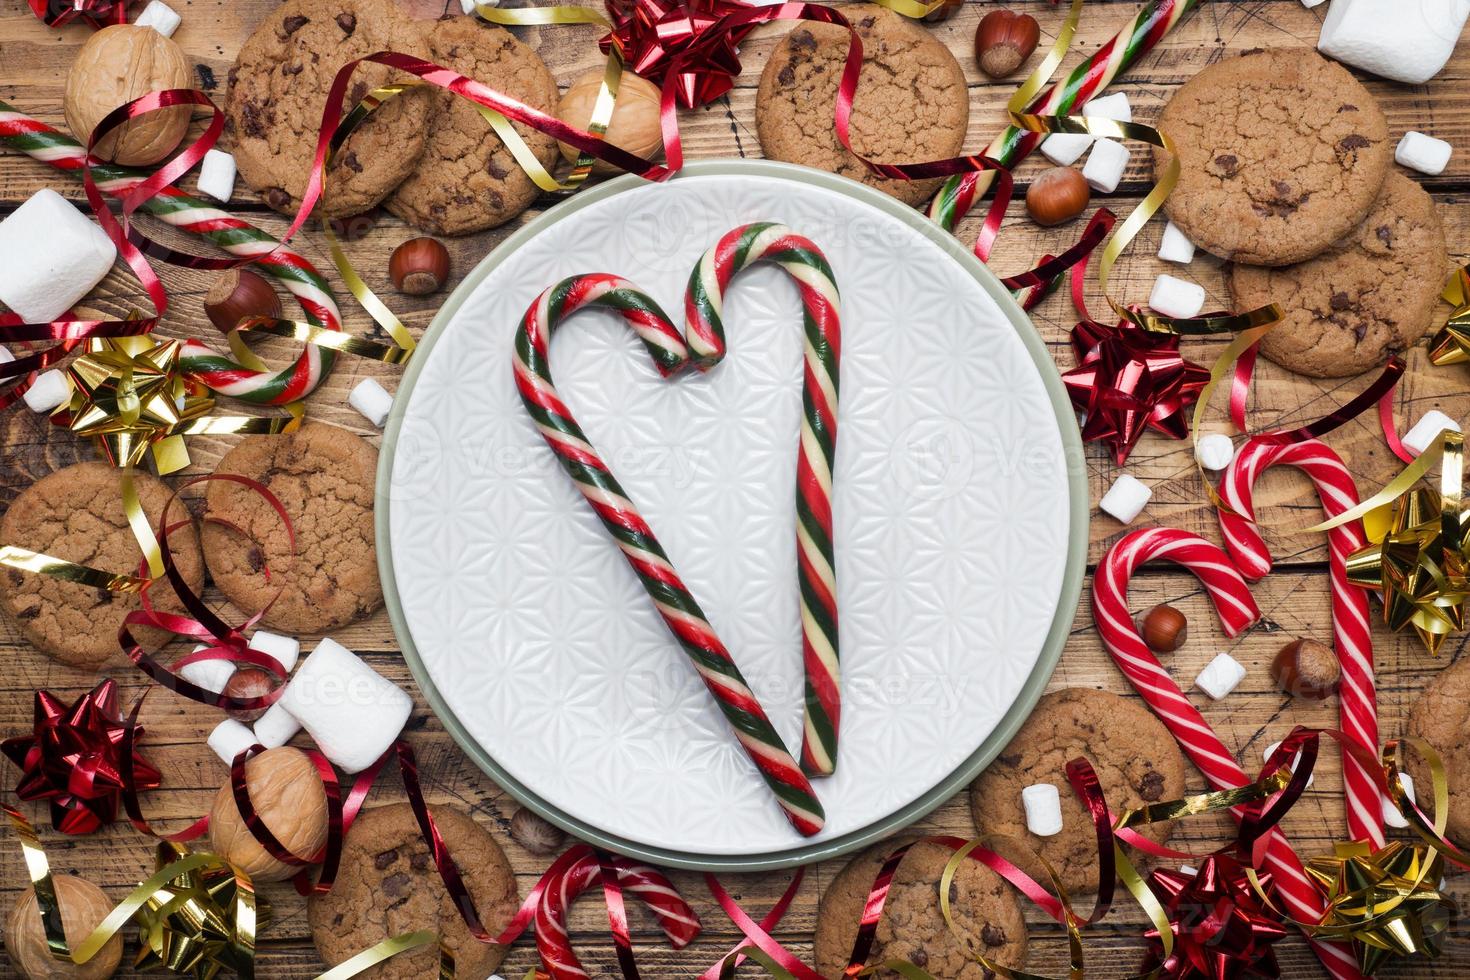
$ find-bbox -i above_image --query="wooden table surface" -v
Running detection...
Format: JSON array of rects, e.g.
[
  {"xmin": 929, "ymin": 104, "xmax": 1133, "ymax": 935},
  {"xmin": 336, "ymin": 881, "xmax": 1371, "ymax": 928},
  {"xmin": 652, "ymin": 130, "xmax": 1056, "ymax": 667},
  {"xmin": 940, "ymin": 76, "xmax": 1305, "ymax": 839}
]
[{"xmin": 3, "ymin": 0, "xmax": 1470, "ymax": 976}]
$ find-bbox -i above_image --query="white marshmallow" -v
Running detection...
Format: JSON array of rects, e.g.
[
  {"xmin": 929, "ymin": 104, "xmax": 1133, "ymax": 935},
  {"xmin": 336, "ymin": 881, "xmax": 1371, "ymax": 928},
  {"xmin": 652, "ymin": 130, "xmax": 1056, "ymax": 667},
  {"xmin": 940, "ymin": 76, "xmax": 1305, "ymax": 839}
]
[
  {"xmin": 279, "ymin": 638, "xmax": 413, "ymax": 773},
  {"xmin": 1195, "ymin": 652, "xmax": 1247, "ymax": 701},
  {"xmin": 249, "ymin": 630, "xmax": 300, "ymax": 674},
  {"xmin": 1157, "ymin": 221, "xmax": 1197, "ymax": 264},
  {"xmin": 1082, "ymin": 139, "xmax": 1130, "ymax": 194},
  {"xmin": 1384, "ymin": 772, "xmax": 1416, "ymax": 829},
  {"xmin": 1396, "ymin": 131, "xmax": 1453, "ymax": 176},
  {"xmin": 1149, "ymin": 274, "xmax": 1206, "ymax": 319},
  {"xmin": 252, "ymin": 701, "xmax": 302, "ymax": 749},
  {"xmin": 22, "ymin": 369, "xmax": 70, "ymax": 414},
  {"xmin": 1100, "ymin": 474, "xmax": 1151, "ymax": 524},
  {"xmin": 1196, "ymin": 433, "xmax": 1236, "ymax": 472},
  {"xmin": 134, "ymin": 0, "xmax": 181, "ymax": 36},
  {"xmin": 1263, "ymin": 740, "xmax": 1315, "ymax": 788},
  {"xmin": 0, "ymin": 189, "xmax": 116, "ymax": 324},
  {"xmin": 197, "ymin": 149, "xmax": 236, "ymax": 203},
  {"xmin": 0, "ymin": 347, "xmax": 13, "ymax": 365},
  {"xmin": 1083, "ymin": 92, "xmax": 1132, "ymax": 124},
  {"xmin": 1403, "ymin": 410, "xmax": 1460, "ymax": 456},
  {"xmin": 208, "ymin": 719, "xmax": 257, "ymax": 766},
  {"xmin": 1180, "ymin": 865, "xmax": 1198, "ymax": 876},
  {"xmin": 178, "ymin": 645, "xmax": 236, "ymax": 694},
  {"xmin": 1041, "ymin": 133, "xmax": 1092, "ymax": 167},
  {"xmin": 1319, "ymin": 0, "xmax": 1470, "ymax": 85},
  {"xmin": 349, "ymin": 377, "xmax": 394, "ymax": 428},
  {"xmin": 1302, "ymin": 0, "xmax": 1327, "ymax": 6},
  {"xmin": 460, "ymin": 0, "xmax": 496, "ymax": 11},
  {"xmin": 1021, "ymin": 783, "xmax": 1063, "ymax": 837}
]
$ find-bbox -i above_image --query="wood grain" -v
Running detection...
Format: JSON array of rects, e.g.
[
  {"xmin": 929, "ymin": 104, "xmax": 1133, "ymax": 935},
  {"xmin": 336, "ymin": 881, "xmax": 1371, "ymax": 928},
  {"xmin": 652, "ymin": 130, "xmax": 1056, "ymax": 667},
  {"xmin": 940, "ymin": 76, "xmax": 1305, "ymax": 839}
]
[{"xmin": 2, "ymin": 0, "xmax": 1469, "ymax": 976}]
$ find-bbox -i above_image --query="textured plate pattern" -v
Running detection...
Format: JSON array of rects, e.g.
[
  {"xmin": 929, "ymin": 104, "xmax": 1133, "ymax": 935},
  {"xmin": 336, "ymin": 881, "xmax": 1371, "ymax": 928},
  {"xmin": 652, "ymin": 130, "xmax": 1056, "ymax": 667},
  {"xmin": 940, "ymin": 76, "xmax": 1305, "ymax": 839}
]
[{"xmin": 387, "ymin": 170, "xmax": 1073, "ymax": 858}]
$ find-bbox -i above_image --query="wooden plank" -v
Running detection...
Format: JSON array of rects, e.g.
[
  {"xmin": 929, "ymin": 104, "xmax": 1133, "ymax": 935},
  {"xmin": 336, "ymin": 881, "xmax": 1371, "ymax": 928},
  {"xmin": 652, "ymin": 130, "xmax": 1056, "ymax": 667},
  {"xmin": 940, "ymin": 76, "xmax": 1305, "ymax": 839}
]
[{"xmin": 3, "ymin": 0, "xmax": 1469, "ymax": 976}]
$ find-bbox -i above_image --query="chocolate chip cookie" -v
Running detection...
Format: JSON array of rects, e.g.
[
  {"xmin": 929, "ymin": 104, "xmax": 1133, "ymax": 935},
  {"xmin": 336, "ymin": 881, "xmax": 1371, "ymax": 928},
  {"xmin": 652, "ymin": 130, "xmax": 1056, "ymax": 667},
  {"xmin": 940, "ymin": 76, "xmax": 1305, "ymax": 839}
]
[
  {"xmin": 225, "ymin": 0, "xmax": 432, "ymax": 219},
  {"xmin": 756, "ymin": 8, "xmax": 969, "ymax": 207},
  {"xmin": 1406, "ymin": 657, "xmax": 1470, "ymax": 844},
  {"xmin": 0, "ymin": 462, "xmax": 204, "ymax": 671},
  {"xmin": 201, "ymin": 422, "xmax": 380, "ymax": 633},
  {"xmin": 970, "ymin": 688, "xmax": 1188, "ymax": 894},
  {"xmin": 1229, "ymin": 172, "xmax": 1448, "ymax": 378},
  {"xmin": 1152, "ymin": 48, "xmax": 1391, "ymax": 266},
  {"xmin": 309, "ymin": 802, "xmax": 519, "ymax": 980},
  {"xmin": 815, "ymin": 838, "xmax": 1027, "ymax": 980},
  {"xmin": 386, "ymin": 17, "xmax": 558, "ymax": 235}
]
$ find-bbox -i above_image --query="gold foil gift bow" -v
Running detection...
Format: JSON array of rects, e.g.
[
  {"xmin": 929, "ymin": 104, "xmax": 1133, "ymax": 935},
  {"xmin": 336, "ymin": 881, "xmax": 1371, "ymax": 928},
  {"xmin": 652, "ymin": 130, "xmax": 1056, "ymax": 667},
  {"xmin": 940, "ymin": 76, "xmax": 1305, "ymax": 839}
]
[
  {"xmin": 1428, "ymin": 264, "xmax": 1470, "ymax": 366},
  {"xmin": 1312, "ymin": 429, "xmax": 1470, "ymax": 655}
]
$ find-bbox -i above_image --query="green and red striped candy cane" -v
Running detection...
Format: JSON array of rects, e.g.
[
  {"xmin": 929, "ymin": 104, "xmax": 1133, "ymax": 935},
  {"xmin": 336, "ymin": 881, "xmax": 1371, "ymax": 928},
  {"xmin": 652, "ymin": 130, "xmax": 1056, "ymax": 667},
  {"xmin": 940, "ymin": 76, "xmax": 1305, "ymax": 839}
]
[
  {"xmin": 513, "ymin": 272, "xmax": 826, "ymax": 837},
  {"xmin": 685, "ymin": 223, "xmax": 843, "ymax": 778},
  {"xmin": 927, "ymin": 0, "xmax": 1200, "ymax": 240},
  {"xmin": 0, "ymin": 101, "xmax": 339, "ymax": 404}
]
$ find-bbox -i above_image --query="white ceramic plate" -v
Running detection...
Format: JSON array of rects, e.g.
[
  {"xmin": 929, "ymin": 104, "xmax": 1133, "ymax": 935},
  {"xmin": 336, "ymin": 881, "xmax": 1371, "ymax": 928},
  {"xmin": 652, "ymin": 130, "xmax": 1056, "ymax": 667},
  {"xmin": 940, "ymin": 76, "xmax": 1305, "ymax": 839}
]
[{"xmin": 379, "ymin": 161, "xmax": 1087, "ymax": 871}]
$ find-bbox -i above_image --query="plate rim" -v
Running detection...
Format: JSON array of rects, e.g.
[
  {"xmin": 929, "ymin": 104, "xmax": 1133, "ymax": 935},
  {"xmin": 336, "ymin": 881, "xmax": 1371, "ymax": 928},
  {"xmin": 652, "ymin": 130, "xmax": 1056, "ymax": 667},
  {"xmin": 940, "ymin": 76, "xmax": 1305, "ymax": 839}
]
[{"xmin": 376, "ymin": 158, "xmax": 1088, "ymax": 872}]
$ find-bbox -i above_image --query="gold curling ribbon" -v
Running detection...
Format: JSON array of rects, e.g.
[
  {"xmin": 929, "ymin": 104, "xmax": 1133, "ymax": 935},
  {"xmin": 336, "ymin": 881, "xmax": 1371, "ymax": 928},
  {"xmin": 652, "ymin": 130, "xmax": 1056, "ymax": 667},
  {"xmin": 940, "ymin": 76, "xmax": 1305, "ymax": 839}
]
[{"xmin": 3, "ymin": 805, "xmax": 444, "ymax": 978}]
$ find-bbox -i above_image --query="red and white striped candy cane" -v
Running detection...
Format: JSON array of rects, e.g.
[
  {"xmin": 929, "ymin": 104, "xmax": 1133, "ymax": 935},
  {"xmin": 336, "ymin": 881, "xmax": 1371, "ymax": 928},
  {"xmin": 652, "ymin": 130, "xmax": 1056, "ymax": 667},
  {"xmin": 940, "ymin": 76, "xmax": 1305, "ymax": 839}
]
[
  {"xmin": 535, "ymin": 850, "xmax": 701, "ymax": 980},
  {"xmin": 685, "ymin": 222, "xmax": 843, "ymax": 778},
  {"xmin": 1093, "ymin": 528, "xmax": 1363, "ymax": 980},
  {"xmin": 1219, "ymin": 438, "xmax": 1384, "ymax": 849}
]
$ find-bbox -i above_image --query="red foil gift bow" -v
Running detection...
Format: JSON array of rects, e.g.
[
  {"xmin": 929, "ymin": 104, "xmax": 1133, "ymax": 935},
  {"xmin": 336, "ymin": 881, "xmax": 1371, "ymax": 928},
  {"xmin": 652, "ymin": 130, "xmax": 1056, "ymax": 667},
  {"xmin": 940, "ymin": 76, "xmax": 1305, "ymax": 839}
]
[
  {"xmin": 1, "ymin": 680, "xmax": 161, "ymax": 836},
  {"xmin": 601, "ymin": 0, "xmax": 759, "ymax": 108},
  {"xmin": 1142, "ymin": 854, "xmax": 1287, "ymax": 980},
  {"xmin": 27, "ymin": 0, "xmax": 126, "ymax": 29}
]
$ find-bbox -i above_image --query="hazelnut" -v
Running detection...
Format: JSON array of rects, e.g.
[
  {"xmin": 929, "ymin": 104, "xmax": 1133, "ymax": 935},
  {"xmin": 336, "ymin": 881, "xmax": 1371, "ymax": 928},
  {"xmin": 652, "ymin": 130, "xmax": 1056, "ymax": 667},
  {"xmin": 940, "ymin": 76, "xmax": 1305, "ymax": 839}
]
[
  {"xmin": 203, "ymin": 269, "xmax": 282, "ymax": 333},
  {"xmin": 557, "ymin": 68, "xmax": 663, "ymax": 174},
  {"xmin": 64, "ymin": 25, "xmax": 192, "ymax": 165},
  {"xmin": 389, "ymin": 237, "xmax": 451, "ymax": 296},
  {"xmin": 1271, "ymin": 638, "xmax": 1340, "ymax": 700},
  {"xmin": 921, "ymin": 0, "xmax": 963, "ymax": 23},
  {"xmin": 1140, "ymin": 604, "xmax": 1188, "ymax": 653},
  {"xmin": 1025, "ymin": 167, "xmax": 1090, "ymax": 226},
  {"xmin": 222, "ymin": 666, "xmax": 279, "ymax": 723},
  {"xmin": 975, "ymin": 9, "xmax": 1040, "ymax": 79},
  {"xmin": 5, "ymin": 874, "xmax": 123, "ymax": 979},
  {"xmin": 509, "ymin": 806, "xmax": 565, "ymax": 856},
  {"xmin": 208, "ymin": 746, "xmax": 329, "ymax": 882}
]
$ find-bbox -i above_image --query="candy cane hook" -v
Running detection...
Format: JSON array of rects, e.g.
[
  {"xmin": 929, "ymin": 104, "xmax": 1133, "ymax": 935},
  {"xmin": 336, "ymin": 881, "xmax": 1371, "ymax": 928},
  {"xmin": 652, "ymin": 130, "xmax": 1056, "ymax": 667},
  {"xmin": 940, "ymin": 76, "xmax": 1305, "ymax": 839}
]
[
  {"xmin": 1219, "ymin": 437, "xmax": 1384, "ymax": 848},
  {"xmin": 1093, "ymin": 528, "xmax": 1363, "ymax": 980},
  {"xmin": 685, "ymin": 222, "xmax": 843, "ymax": 777}
]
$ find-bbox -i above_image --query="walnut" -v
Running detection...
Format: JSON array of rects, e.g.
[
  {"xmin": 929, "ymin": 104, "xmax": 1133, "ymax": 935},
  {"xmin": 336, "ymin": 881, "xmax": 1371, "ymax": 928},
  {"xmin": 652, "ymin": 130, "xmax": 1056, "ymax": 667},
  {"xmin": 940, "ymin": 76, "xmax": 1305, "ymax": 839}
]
[
  {"xmin": 5, "ymin": 874, "xmax": 122, "ymax": 979},
  {"xmin": 208, "ymin": 746, "xmax": 328, "ymax": 882},
  {"xmin": 64, "ymin": 25, "xmax": 192, "ymax": 165},
  {"xmin": 556, "ymin": 68, "xmax": 663, "ymax": 175}
]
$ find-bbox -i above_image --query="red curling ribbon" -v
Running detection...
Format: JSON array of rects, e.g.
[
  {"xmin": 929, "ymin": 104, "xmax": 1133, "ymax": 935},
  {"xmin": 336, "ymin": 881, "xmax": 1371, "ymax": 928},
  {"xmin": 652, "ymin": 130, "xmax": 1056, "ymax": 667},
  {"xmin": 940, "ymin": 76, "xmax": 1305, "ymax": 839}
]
[
  {"xmin": 1062, "ymin": 319, "xmax": 1210, "ymax": 466},
  {"xmin": 1377, "ymin": 385, "xmax": 1416, "ymax": 464},
  {"xmin": 699, "ymin": 870, "xmax": 805, "ymax": 980},
  {"xmin": 0, "ymin": 680, "xmax": 160, "ymax": 836},
  {"xmin": 1142, "ymin": 852, "xmax": 1288, "ymax": 980},
  {"xmin": 119, "ymin": 473, "xmax": 296, "ymax": 714},
  {"xmin": 116, "ymin": 690, "xmax": 209, "ymax": 842}
]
